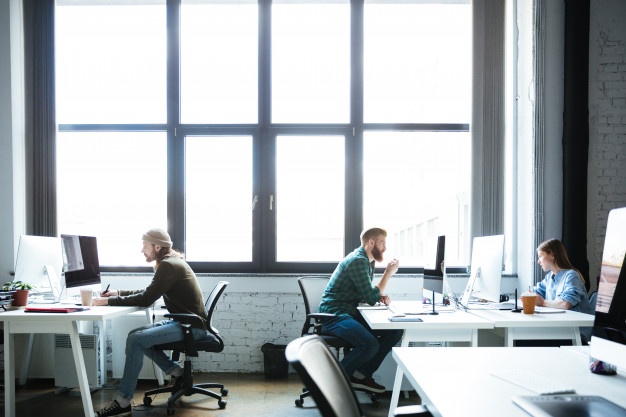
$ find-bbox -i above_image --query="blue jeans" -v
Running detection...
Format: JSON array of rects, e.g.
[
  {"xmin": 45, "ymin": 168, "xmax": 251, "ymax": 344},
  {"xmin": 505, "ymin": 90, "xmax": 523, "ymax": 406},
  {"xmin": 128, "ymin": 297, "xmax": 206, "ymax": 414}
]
[
  {"xmin": 117, "ymin": 319, "xmax": 208, "ymax": 399},
  {"xmin": 321, "ymin": 315, "xmax": 403, "ymax": 378}
]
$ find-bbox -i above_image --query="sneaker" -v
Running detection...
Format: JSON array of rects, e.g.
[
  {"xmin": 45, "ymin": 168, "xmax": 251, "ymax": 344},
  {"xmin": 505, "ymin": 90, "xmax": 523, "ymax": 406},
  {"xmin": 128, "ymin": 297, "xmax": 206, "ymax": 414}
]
[
  {"xmin": 95, "ymin": 399, "xmax": 132, "ymax": 417},
  {"xmin": 350, "ymin": 376, "xmax": 386, "ymax": 393}
]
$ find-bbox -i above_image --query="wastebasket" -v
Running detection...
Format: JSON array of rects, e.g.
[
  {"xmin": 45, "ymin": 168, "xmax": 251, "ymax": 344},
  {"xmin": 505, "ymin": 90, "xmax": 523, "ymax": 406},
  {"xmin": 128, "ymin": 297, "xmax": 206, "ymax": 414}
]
[{"xmin": 261, "ymin": 343, "xmax": 288, "ymax": 379}]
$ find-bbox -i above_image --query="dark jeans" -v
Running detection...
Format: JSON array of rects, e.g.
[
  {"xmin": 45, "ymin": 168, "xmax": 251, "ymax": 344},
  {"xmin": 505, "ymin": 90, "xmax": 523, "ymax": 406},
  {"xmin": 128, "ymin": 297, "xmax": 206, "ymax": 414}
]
[{"xmin": 321, "ymin": 314, "xmax": 403, "ymax": 378}]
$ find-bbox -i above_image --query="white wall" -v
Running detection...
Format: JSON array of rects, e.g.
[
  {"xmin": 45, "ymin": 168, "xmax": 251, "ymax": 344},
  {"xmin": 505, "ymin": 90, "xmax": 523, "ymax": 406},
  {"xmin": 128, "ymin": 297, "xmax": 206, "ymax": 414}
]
[{"xmin": 0, "ymin": 0, "xmax": 25, "ymax": 282}]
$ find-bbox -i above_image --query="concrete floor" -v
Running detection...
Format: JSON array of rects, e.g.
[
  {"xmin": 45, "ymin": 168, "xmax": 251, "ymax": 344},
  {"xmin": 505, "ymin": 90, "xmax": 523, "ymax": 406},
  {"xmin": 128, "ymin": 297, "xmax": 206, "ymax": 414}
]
[{"xmin": 2, "ymin": 373, "xmax": 421, "ymax": 417}]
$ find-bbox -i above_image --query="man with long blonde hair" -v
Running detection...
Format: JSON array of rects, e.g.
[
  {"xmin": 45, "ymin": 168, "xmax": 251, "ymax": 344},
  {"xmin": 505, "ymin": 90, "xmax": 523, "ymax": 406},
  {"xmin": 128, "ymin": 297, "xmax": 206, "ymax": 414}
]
[{"xmin": 92, "ymin": 228, "xmax": 207, "ymax": 417}]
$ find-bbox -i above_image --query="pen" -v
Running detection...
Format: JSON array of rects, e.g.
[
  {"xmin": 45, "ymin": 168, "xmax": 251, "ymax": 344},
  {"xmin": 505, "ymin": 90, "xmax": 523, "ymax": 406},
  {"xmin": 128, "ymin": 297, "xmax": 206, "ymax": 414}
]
[{"xmin": 104, "ymin": 284, "xmax": 110, "ymax": 294}]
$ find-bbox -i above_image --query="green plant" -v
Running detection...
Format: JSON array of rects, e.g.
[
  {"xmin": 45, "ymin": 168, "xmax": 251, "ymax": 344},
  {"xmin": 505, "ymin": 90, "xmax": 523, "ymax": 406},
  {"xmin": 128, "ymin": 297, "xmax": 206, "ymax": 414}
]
[{"xmin": 2, "ymin": 280, "xmax": 35, "ymax": 291}]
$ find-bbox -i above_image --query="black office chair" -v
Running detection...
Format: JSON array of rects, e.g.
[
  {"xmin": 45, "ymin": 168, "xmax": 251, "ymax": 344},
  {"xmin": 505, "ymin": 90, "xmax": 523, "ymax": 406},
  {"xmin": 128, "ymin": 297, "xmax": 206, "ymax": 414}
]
[
  {"xmin": 295, "ymin": 276, "xmax": 376, "ymax": 407},
  {"xmin": 287, "ymin": 335, "xmax": 432, "ymax": 417},
  {"xmin": 143, "ymin": 281, "xmax": 229, "ymax": 415},
  {"xmin": 589, "ymin": 290, "xmax": 598, "ymax": 312}
]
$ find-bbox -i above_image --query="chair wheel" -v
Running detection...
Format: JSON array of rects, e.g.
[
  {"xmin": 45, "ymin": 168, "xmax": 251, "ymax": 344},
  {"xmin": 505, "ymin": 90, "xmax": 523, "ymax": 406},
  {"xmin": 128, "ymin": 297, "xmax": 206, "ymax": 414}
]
[
  {"xmin": 370, "ymin": 393, "xmax": 378, "ymax": 404},
  {"xmin": 143, "ymin": 396, "xmax": 153, "ymax": 407},
  {"xmin": 166, "ymin": 406, "xmax": 175, "ymax": 415},
  {"xmin": 218, "ymin": 400, "xmax": 227, "ymax": 409},
  {"xmin": 221, "ymin": 387, "xmax": 229, "ymax": 396},
  {"xmin": 295, "ymin": 398, "xmax": 304, "ymax": 407}
]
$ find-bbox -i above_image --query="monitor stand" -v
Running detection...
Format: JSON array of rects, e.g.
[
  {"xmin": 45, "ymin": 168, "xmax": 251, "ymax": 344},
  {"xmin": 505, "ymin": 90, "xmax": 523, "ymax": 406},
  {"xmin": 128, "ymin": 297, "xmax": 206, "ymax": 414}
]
[
  {"xmin": 427, "ymin": 290, "xmax": 439, "ymax": 315},
  {"xmin": 511, "ymin": 288, "xmax": 522, "ymax": 313}
]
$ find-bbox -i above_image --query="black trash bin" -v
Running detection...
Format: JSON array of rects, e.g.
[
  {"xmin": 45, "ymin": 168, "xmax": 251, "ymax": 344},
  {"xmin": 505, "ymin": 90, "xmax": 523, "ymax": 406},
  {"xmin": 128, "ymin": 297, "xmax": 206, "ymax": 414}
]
[{"xmin": 261, "ymin": 343, "xmax": 288, "ymax": 379}]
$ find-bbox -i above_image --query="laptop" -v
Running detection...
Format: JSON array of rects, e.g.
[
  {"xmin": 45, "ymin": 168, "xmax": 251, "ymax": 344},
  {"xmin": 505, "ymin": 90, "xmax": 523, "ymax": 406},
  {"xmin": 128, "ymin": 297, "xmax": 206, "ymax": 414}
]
[{"xmin": 512, "ymin": 395, "xmax": 626, "ymax": 417}]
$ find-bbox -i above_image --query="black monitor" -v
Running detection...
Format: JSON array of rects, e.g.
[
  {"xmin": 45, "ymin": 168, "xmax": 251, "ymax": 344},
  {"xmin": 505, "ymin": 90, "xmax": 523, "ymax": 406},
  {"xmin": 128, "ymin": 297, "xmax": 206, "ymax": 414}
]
[
  {"xmin": 423, "ymin": 236, "xmax": 445, "ymax": 315},
  {"xmin": 61, "ymin": 235, "xmax": 101, "ymax": 288},
  {"xmin": 423, "ymin": 235, "xmax": 446, "ymax": 293},
  {"xmin": 590, "ymin": 207, "xmax": 626, "ymax": 373}
]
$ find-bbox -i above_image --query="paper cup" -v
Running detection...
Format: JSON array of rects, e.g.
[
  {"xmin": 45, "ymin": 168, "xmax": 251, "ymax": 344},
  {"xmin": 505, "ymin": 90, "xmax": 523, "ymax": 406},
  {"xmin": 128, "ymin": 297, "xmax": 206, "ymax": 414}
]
[
  {"xmin": 80, "ymin": 289, "xmax": 93, "ymax": 306},
  {"xmin": 521, "ymin": 294, "xmax": 536, "ymax": 314}
]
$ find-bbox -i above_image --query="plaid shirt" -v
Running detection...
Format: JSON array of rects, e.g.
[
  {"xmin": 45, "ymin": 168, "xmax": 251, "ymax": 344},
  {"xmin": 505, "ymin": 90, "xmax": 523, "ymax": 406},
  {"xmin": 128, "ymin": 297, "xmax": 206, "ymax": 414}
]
[{"xmin": 319, "ymin": 246, "xmax": 381, "ymax": 318}]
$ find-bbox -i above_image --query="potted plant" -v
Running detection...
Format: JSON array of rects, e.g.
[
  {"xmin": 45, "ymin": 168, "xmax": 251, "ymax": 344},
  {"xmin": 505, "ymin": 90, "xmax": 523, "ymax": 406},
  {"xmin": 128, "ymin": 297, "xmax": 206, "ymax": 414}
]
[{"xmin": 2, "ymin": 281, "xmax": 35, "ymax": 307}]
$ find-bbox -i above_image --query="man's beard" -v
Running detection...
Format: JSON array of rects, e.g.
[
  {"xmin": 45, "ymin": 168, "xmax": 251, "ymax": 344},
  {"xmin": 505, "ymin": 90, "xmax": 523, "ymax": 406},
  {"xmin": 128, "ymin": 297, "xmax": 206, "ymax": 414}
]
[
  {"xmin": 372, "ymin": 245, "xmax": 384, "ymax": 263},
  {"xmin": 144, "ymin": 250, "xmax": 156, "ymax": 263}
]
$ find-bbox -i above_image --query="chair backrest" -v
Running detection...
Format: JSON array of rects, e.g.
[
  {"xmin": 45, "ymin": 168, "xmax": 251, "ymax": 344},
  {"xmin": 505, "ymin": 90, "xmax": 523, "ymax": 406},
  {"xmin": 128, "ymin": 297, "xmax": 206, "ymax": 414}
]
[
  {"xmin": 205, "ymin": 281, "xmax": 229, "ymax": 342},
  {"xmin": 589, "ymin": 290, "xmax": 598, "ymax": 312},
  {"xmin": 298, "ymin": 276, "xmax": 330, "ymax": 336},
  {"xmin": 286, "ymin": 335, "xmax": 362, "ymax": 417}
]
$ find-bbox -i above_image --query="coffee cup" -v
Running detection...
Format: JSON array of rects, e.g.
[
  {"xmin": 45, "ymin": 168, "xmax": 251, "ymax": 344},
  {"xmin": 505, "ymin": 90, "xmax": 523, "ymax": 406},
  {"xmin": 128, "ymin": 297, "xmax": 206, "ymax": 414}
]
[
  {"xmin": 80, "ymin": 289, "xmax": 93, "ymax": 306},
  {"xmin": 520, "ymin": 291, "xmax": 536, "ymax": 314}
]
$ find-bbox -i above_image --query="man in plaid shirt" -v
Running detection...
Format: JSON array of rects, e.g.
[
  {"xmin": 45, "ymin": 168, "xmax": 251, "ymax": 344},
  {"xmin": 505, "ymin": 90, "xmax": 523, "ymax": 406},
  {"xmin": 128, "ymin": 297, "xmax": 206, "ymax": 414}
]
[{"xmin": 319, "ymin": 227, "xmax": 403, "ymax": 393}]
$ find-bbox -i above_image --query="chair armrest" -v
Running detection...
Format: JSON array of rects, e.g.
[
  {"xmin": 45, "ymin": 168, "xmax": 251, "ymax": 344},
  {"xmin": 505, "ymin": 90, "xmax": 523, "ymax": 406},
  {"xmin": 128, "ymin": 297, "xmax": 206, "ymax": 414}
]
[
  {"xmin": 393, "ymin": 405, "xmax": 433, "ymax": 417},
  {"xmin": 308, "ymin": 313, "xmax": 336, "ymax": 321},
  {"xmin": 164, "ymin": 313, "xmax": 205, "ymax": 329}
]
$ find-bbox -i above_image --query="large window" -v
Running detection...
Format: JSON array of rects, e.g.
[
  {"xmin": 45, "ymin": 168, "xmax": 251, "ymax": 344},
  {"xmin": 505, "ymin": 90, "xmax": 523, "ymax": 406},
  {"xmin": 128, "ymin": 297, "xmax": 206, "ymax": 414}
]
[{"xmin": 55, "ymin": 0, "xmax": 471, "ymax": 273}]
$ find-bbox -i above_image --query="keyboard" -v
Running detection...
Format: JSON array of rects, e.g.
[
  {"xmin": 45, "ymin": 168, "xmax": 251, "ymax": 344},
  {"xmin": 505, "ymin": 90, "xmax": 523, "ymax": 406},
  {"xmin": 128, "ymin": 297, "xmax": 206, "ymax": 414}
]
[{"xmin": 490, "ymin": 369, "xmax": 576, "ymax": 395}]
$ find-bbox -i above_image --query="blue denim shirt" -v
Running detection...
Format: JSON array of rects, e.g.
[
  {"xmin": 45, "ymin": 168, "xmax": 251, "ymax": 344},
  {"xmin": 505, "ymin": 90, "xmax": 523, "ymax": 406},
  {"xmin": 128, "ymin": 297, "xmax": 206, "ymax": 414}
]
[{"xmin": 534, "ymin": 269, "xmax": 593, "ymax": 314}]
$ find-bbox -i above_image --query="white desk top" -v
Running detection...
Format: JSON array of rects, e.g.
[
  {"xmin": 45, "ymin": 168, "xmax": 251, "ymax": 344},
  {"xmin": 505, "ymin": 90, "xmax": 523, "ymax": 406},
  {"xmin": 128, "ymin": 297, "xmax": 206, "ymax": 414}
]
[
  {"xmin": 393, "ymin": 346, "xmax": 626, "ymax": 417},
  {"xmin": 359, "ymin": 301, "xmax": 493, "ymax": 331},
  {"xmin": 466, "ymin": 308, "xmax": 595, "ymax": 328},
  {"xmin": 0, "ymin": 305, "xmax": 141, "ymax": 324}
]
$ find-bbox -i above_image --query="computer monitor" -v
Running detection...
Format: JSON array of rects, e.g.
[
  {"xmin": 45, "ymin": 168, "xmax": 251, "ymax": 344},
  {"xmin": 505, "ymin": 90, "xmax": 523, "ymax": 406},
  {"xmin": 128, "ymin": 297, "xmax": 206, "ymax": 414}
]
[
  {"xmin": 590, "ymin": 207, "xmax": 626, "ymax": 373},
  {"xmin": 423, "ymin": 235, "xmax": 446, "ymax": 295},
  {"xmin": 13, "ymin": 235, "xmax": 64, "ymax": 302},
  {"xmin": 62, "ymin": 235, "xmax": 101, "ymax": 289},
  {"xmin": 459, "ymin": 234, "xmax": 505, "ymax": 306}
]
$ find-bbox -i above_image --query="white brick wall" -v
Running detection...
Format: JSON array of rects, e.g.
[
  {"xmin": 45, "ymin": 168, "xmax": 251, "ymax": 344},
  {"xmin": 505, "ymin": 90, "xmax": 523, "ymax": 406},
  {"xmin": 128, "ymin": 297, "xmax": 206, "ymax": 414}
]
[
  {"xmin": 194, "ymin": 292, "xmax": 304, "ymax": 373},
  {"xmin": 588, "ymin": 0, "xmax": 626, "ymax": 286}
]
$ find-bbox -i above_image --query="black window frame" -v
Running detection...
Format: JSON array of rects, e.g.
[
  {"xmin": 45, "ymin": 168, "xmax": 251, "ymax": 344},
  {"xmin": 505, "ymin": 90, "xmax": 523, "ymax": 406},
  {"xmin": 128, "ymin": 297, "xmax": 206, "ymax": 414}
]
[{"xmin": 56, "ymin": 0, "xmax": 470, "ymax": 274}]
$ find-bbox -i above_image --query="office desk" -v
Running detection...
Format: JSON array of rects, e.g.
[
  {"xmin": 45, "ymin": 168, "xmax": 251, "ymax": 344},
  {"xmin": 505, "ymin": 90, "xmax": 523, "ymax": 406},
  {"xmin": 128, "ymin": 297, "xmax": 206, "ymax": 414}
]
[
  {"xmin": 359, "ymin": 301, "xmax": 493, "ymax": 417},
  {"xmin": 392, "ymin": 346, "xmax": 626, "ymax": 417},
  {"xmin": 1, "ymin": 306, "xmax": 141, "ymax": 417},
  {"xmin": 466, "ymin": 308, "xmax": 595, "ymax": 346},
  {"xmin": 360, "ymin": 302, "xmax": 493, "ymax": 347}
]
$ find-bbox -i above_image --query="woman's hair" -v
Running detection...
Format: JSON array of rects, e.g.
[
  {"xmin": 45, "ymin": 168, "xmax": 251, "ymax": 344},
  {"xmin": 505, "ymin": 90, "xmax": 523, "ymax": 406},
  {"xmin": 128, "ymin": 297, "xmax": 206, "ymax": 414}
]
[{"xmin": 537, "ymin": 238, "xmax": 585, "ymax": 284}]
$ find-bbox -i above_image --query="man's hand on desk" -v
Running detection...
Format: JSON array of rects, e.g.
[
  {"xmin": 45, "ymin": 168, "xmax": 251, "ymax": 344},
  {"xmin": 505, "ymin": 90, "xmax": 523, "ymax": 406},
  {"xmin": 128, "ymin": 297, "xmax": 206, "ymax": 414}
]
[{"xmin": 92, "ymin": 297, "xmax": 109, "ymax": 306}]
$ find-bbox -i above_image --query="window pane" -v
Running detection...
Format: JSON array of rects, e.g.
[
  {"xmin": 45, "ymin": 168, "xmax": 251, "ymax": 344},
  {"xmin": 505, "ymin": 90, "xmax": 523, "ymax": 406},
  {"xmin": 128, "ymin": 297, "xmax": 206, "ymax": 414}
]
[
  {"xmin": 185, "ymin": 136, "xmax": 253, "ymax": 262},
  {"xmin": 276, "ymin": 136, "xmax": 345, "ymax": 261},
  {"xmin": 55, "ymin": 1, "xmax": 166, "ymax": 124},
  {"xmin": 181, "ymin": 1, "xmax": 258, "ymax": 124},
  {"xmin": 57, "ymin": 132, "xmax": 167, "ymax": 266},
  {"xmin": 272, "ymin": 1, "xmax": 350, "ymax": 123},
  {"xmin": 363, "ymin": 132, "xmax": 470, "ymax": 268},
  {"xmin": 364, "ymin": 1, "xmax": 471, "ymax": 123}
]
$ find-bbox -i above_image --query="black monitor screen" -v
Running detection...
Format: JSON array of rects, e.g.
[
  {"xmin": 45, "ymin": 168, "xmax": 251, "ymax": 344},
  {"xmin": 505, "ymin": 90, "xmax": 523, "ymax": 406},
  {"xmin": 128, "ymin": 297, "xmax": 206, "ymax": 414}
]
[
  {"xmin": 593, "ymin": 207, "xmax": 626, "ymax": 346},
  {"xmin": 62, "ymin": 235, "xmax": 101, "ymax": 288},
  {"xmin": 423, "ymin": 235, "xmax": 445, "ymax": 293}
]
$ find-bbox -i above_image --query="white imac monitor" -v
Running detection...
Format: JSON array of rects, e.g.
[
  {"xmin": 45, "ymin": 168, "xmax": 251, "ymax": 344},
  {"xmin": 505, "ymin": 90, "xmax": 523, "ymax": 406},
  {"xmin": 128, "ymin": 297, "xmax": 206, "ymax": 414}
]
[
  {"xmin": 590, "ymin": 207, "xmax": 626, "ymax": 373},
  {"xmin": 13, "ymin": 235, "xmax": 64, "ymax": 302},
  {"xmin": 460, "ymin": 234, "xmax": 505, "ymax": 306}
]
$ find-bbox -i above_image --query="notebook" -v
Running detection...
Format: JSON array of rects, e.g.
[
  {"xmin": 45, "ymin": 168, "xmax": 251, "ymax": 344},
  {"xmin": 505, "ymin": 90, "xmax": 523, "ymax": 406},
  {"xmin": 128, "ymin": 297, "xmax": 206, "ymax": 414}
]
[{"xmin": 24, "ymin": 305, "xmax": 90, "ymax": 313}]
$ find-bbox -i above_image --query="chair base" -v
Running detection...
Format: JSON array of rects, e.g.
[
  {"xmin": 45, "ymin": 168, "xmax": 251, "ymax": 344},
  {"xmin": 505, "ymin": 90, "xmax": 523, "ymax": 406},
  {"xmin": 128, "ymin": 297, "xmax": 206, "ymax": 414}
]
[
  {"xmin": 143, "ymin": 362, "xmax": 228, "ymax": 414},
  {"xmin": 295, "ymin": 386, "xmax": 377, "ymax": 407}
]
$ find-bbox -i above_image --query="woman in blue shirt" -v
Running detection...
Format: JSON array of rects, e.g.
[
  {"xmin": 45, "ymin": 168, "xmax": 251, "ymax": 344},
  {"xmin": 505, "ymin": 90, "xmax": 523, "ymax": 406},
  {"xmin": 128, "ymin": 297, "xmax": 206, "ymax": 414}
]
[
  {"xmin": 534, "ymin": 238, "xmax": 594, "ymax": 344},
  {"xmin": 534, "ymin": 238, "xmax": 592, "ymax": 314}
]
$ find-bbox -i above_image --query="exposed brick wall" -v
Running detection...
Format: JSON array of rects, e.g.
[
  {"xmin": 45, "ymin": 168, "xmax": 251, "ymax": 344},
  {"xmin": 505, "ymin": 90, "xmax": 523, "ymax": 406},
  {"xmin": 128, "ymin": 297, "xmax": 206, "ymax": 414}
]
[
  {"xmin": 588, "ymin": 0, "xmax": 626, "ymax": 287},
  {"xmin": 194, "ymin": 292, "xmax": 304, "ymax": 373}
]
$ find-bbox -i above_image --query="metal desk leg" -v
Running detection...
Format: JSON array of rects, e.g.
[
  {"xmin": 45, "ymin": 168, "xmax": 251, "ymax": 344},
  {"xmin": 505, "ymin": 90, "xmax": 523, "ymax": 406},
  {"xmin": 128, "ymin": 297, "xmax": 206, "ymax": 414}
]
[
  {"xmin": 68, "ymin": 320, "xmax": 95, "ymax": 417},
  {"xmin": 19, "ymin": 333, "xmax": 33, "ymax": 386},
  {"xmin": 4, "ymin": 322, "xmax": 16, "ymax": 417}
]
